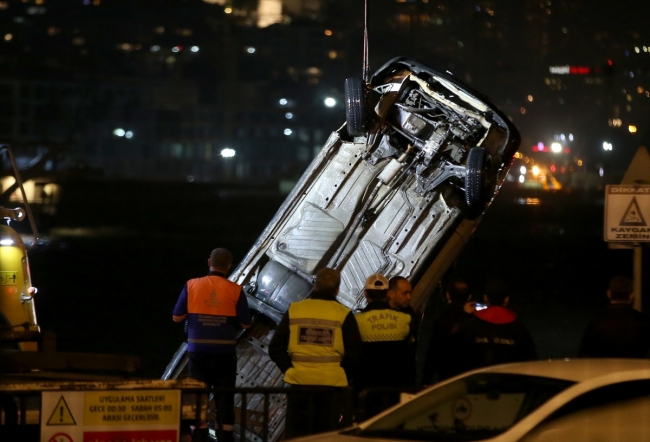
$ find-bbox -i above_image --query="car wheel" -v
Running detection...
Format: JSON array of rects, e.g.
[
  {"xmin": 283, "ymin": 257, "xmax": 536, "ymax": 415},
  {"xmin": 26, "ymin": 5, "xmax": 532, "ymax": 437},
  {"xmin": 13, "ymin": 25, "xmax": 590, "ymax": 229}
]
[
  {"xmin": 465, "ymin": 147, "xmax": 489, "ymax": 219},
  {"xmin": 344, "ymin": 77, "xmax": 366, "ymax": 137}
]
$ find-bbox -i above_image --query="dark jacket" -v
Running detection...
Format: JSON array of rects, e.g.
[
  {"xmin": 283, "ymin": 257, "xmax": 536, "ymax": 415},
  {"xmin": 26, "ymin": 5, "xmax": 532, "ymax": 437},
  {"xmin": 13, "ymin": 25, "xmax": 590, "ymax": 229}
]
[
  {"xmin": 392, "ymin": 304, "xmax": 420, "ymax": 385},
  {"xmin": 268, "ymin": 291, "xmax": 362, "ymax": 385},
  {"xmin": 422, "ymin": 302, "xmax": 471, "ymax": 383},
  {"xmin": 579, "ymin": 303, "xmax": 650, "ymax": 358},
  {"xmin": 458, "ymin": 306, "xmax": 537, "ymax": 371}
]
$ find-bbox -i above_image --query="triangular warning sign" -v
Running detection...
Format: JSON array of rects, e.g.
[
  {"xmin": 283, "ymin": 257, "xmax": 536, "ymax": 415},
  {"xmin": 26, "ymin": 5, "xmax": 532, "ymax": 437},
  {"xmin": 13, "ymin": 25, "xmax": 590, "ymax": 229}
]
[
  {"xmin": 620, "ymin": 197, "xmax": 647, "ymax": 226},
  {"xmin": 47, "ymin": 396, "xmax": 76, "ymax": 426}
]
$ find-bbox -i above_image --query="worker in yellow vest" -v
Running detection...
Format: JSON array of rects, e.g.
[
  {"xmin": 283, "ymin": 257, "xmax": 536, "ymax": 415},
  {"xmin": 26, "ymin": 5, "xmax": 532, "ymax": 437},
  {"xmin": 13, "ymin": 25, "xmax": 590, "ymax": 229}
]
[
  {"xmin": 355, "ymin": 274, "xmax": 414, "ymax": 419},
  {"xmin": 269, "ymin": 268, "xmax": 362, "ymax": 439}
]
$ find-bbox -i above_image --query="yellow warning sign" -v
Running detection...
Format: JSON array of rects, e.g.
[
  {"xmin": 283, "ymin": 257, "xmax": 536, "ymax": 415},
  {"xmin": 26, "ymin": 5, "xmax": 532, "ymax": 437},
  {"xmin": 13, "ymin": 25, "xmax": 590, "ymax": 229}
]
[
  {"xmin": 83, "ymin": 390, "xmax": 180, "ymax": 426},
  {"xmin": 47, "ymin": 396, "xmax": 77, "ymax": 426},
  {"xmin": 620, "ymin": 197, "xmax": 647, "ymax": 226},
  {"xmin": 0, "ymin": 271, "xmax": 18, "ymax": 286}
]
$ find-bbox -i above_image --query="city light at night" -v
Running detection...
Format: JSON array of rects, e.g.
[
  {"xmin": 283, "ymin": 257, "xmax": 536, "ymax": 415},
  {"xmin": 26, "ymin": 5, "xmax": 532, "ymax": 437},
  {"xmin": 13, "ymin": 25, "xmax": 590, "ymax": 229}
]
[
  {"xmin": 221, "ymin": 148, "xmax": 236, "ymax": 158},
  {"xmin": 324, "ymin": 97, "xmax": 336, "ymax": 107}
]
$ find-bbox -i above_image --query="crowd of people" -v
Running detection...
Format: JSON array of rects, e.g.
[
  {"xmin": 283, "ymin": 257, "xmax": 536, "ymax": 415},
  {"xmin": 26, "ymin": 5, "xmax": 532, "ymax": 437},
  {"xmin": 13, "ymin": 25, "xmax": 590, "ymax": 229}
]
[{"xmin": 173, "ymin": 247, "xmax": 650, "ymax": 441}]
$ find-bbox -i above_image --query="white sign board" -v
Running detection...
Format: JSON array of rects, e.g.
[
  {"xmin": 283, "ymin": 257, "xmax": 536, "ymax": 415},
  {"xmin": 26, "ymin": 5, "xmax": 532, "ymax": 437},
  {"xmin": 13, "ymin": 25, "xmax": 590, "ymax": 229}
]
[
  {"xmin": 604, "ymin": 185, "xmax": 650, "ymax": 242},
  {"xmin": 41, "ymin": 390, "xmax": 180, "ymax": 442}
]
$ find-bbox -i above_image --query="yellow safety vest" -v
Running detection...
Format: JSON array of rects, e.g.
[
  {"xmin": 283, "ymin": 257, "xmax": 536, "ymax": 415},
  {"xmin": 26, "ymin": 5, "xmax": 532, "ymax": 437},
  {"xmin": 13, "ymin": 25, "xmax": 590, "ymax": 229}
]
[
  {"xmin": 285, "ymin": 299, "xmax": 351, "ymax": 387},
  {"xmin": 355, "ymin": 308, "xmax": 411, "ymax": 342}
]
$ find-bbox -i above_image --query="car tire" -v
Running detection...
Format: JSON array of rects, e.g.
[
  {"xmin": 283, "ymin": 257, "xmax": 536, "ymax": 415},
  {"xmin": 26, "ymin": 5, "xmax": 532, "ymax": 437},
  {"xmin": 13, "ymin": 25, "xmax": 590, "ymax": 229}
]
[
  {"xmin": 344, "ymin": 77, "xmax": 366, "ymax": 137},
  {"xmin": 465, "ymin": 147, "xmax": 488, "ymax": 219}
]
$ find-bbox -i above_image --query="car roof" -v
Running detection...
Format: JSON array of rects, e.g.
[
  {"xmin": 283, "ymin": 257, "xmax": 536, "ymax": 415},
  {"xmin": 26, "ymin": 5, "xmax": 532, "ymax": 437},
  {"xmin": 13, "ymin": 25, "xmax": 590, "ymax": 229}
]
[{"xmin": 470, "ymin": 358, "xmax": 650, "ymax": 382}]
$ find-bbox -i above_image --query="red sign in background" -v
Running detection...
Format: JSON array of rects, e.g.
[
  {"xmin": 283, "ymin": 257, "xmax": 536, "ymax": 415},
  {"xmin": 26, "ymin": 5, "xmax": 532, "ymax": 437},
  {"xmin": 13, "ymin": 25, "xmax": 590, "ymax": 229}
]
[{"xmin": 83, "ymin": 430, "xmax": 177, "ymax": 442}]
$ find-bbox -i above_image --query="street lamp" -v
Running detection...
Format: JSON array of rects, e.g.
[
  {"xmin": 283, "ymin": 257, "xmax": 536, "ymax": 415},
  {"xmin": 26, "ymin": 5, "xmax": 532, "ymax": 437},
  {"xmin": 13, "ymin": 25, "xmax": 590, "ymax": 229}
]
[
  {"xmin": 221, "ymin": 148, "xmax": 236, "ymax": 158},
  {"xmin": 324, "ymin": 97, "xmax": 336, "ymax": 108}
]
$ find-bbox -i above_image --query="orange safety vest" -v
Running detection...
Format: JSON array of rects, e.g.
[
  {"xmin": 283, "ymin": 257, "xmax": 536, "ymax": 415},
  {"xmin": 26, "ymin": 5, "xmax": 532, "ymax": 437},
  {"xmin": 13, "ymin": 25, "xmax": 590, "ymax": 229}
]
[{"xmin": 186, "ymin": 275, "xmax": 242, "ymax": 347}]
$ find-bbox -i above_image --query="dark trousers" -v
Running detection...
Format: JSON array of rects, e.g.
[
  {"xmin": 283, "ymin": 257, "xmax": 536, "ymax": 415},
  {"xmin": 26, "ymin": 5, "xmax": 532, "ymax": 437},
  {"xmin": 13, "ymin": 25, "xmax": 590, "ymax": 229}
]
[
  {"xmin": 188, "ymin": 352, "xmax": 237, "ymax": 429},
  {"xmin": 285, "ymin": 385, "xmax": 343, "ymax": 440}
]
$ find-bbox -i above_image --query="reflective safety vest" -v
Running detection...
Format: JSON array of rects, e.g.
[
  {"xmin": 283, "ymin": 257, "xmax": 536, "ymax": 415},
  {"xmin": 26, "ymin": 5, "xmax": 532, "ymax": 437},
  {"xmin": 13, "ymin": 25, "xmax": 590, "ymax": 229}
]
[
  {"xmin": 186, "ymin": 275, "xmax": 242, "ymax": 349},
  {"xmin": 285, "ymin": 299, "xmax": 351, "ymax": 387},
  {"xmin": 355, "ymin": 308, "xmax": 411, "ymax": 343}
]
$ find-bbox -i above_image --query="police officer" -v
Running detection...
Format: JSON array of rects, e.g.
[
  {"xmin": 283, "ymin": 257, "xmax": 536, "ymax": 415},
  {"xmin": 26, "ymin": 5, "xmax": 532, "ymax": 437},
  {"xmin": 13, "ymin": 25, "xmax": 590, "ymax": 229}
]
[
  {"xmin": 173, "ymin": 248, "xmax": 251, "ymax": 442},
  {"xmin": 355, "ymin": 274, "xmax": 414, "ymax": 418},
  {"xmin": 268, "ymin": 268, "xmax": 362, "ymax": 439},
  {"xmin": 387, "ymin": 276, "xmax": 419, "ymax": 385}
]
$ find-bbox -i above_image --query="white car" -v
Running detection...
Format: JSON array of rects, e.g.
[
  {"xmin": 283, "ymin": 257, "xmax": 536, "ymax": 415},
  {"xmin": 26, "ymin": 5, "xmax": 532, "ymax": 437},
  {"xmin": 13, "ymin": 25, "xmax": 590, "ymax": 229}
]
[{"xmin": 287, "ymin": 359, "xmax": 650, "ymax": 442}]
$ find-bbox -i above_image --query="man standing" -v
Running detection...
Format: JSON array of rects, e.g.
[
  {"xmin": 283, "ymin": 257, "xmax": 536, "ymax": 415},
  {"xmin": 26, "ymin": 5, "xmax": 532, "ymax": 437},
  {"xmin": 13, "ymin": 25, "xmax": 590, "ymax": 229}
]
[
  {"xmin": 173, "ymin": 248, "xmax": 251, "ymax": 442},
  {"xmin": 387, "ymin": 276, "xmax": 419, "ymax": 385},
  {"xmin": 355, "ymin": 274, "xmax": 414, "ymax": 418},
  {"xmin": 458, "ymin": 279, "xmax": 536, "ymax": 371},
  {"xmin": 268, "ymin": 268, "xmax": 362, "ymax": 439},
  {"xmin": 422, "ymin": 278, "xmax": 473, "ymax": 384},
  {"xmin": 580, "ymin": 275, "xmax": 650, "ymax": 358}
]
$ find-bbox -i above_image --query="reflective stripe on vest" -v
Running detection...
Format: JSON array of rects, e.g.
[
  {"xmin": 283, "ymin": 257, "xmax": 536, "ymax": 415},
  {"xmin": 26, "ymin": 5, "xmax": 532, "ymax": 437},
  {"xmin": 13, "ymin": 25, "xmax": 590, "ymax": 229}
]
[
  {"xmin": 187, "ymin": 275, "xmax": 241, "ymax": 316},
  {"xmin": 355, "ymin": 308, "xmax": 411, "ymax": 342},
  {"xmin": 188, "ymin": 338, "xmax": 237, "ymax": 345},
  {"xmin": 285, "ymin": 299, "xmax": 351, "ymax": 387}
]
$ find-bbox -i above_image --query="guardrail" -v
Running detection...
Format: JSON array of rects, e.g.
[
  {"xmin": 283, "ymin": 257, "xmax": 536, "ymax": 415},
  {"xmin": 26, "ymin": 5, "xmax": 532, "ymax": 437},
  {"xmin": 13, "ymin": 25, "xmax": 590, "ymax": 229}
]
[{"xmin": 0, "ymin": 384, "xmax": 420, "ymax": 441}]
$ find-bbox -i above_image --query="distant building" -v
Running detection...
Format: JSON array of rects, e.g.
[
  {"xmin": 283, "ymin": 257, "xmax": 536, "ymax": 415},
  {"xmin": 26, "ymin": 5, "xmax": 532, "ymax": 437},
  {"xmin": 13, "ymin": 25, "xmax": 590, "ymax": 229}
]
[{"xmin": 0, "ymin": 0, "xmax": 648, "ymax": 182}]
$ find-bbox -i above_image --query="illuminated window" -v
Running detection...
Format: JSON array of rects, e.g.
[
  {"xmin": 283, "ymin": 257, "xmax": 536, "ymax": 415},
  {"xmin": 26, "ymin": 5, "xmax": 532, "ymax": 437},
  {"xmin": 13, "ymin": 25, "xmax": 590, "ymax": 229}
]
[{"xmin": 257, "ymin": 0, "xmax": 282, "ymax": 28}]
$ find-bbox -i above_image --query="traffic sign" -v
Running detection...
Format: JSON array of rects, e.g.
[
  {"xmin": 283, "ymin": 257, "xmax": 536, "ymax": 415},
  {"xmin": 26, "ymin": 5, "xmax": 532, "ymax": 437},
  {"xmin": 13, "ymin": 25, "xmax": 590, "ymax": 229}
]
[
  {"xmin": 604, "ymin": 185, "xmax": 650, "ymax": 242},
  {"xmin": 41, "ymin": 390, "xmax": 180, "ymax": 442}
]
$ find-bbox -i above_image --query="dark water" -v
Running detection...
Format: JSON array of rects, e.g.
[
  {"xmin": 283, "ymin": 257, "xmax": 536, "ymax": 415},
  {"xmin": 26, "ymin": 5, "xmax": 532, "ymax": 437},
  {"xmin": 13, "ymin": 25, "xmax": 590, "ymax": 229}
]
[{"xmin": 25, "ymin": 179, "xmax": 648, "ymax": 378}]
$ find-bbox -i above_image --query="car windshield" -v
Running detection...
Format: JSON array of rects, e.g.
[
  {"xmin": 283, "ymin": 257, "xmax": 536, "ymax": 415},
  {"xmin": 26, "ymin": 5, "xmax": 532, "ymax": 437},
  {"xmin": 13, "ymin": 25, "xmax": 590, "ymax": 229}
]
[{"xmin": 351, "ymin": 373, "xmax": 575, "ymax": 441}]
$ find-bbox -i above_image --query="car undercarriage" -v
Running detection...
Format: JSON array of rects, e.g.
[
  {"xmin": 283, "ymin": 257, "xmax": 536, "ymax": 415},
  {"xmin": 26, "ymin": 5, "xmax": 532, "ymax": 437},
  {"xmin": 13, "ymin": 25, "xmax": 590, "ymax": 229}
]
[{"xmin": 163, "ymin": 57, "xmax": 520, "ymax": 442}]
